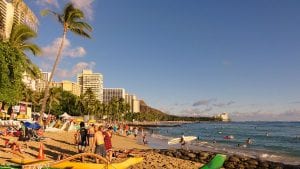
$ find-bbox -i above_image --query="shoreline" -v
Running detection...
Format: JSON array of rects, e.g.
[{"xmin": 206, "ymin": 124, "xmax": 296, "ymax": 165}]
[
  {"xmin": 0, "ymin": 128, "xmax": 299, "ymax": 168},
  {"xmin": 144, "ymin": 128, "xmax": 300, "ymax": 166}
]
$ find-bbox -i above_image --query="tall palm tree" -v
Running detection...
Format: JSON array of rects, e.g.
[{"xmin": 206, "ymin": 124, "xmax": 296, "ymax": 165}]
[
  {"xmin": 47, "ymin": 87, "xmax": 61, "ymax": 114},
  {"xmin": 9, "ymin": 24, "xmax": 41, "ymax": 78},
  {"xmin": 40, "ymin": 3, "xmax": 92, "ymax": 115}
]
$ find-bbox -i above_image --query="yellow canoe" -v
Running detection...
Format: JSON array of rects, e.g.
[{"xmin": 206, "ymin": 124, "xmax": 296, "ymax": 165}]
[
  {"xmin": 51, "ymin": 157, "xmax": 143, "ymax": 169},
  {"xmin": 10, "ymin": 158, "xmax": 51, "ymax": 165}
]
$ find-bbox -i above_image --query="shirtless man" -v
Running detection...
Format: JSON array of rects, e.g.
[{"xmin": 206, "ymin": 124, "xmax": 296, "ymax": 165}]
[
  {"xmin": 88, "ymin": 124, "xmax": 95, "ymax": 147},
  {"xmin": 92, "ymin": 126, "xmax": 106, "ymax": 161}
]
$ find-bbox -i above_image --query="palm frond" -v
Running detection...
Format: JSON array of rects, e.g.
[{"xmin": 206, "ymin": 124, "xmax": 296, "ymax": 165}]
[
  {"xmin": 9, "ymin": 25, "xmax": 37, "ymax": 47},
  {"xmin": 68, "ymin": 21, "xmax": 92, "ymax": 32},
  {"xmin": 41, "ymin": 9, "xmax": 64, "ymax": 24},
  {"xmin": 21, "ymin": 43, "xmax": 42, "ymax": 56},
  {"xmin": 69, "ymin": 28, "xmax": 91, "ymax": 38}
]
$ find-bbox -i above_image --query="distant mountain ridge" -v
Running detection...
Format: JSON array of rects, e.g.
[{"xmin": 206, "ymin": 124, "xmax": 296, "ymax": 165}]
[{"xmin": 138, "ymin": 100, "xmax": 219, "ymax": 121}]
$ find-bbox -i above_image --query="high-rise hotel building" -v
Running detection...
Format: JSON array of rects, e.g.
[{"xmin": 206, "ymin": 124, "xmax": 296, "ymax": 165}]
[
  {"xmin": 36, "ymin": 71, "xmax": 51, "ymax": 92},
  {"xmin": 52, "ymin": 81, "xmax": 81, "ymax": 96},
  {"xmin": 77, "ymin": 70, "xmax": 103, "ymax": 102},
  {"xmin": 103, "ymin": 88, "xmax": 125, "ymax": 103},
  {"xmin": 125, "ymin": 94, "xmax": 140, "ymax": 113},
  {"xmin": 0, "ymin": 0, "xmax": 38, "ymax": 40}
]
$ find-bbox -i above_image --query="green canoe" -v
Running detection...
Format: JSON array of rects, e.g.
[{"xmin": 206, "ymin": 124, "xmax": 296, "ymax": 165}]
[{"xmin": 200, "ymin": 154, "xmax": 227, "ymax": 169}]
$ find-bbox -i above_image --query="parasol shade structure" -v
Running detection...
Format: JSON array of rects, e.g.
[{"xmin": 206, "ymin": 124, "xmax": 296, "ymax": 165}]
[{"xmin": 24, "ymin": 122, "xmax": 41, "ymax": 130}]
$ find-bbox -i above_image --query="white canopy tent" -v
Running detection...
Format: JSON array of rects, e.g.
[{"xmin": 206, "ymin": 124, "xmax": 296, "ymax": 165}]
[{"xmin": 59, "ymin": 112, "xmax": 71, "ymax": 119}]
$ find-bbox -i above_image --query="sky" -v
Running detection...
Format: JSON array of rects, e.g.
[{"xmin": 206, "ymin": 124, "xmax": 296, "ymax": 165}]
[{"xmin": 23, "ymin": 0, "xmax": 300, "ymax": 121}]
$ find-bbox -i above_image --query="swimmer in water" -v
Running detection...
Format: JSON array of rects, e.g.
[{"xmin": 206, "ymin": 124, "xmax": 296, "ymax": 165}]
[{"xmin": 246, "ymin": 138, "xmax": 252, "ymax": 145}]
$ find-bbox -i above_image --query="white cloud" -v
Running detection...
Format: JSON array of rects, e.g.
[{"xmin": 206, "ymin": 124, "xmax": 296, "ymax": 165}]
[
  {"xmin": 56, "ymin": 61, "xmax": 96, "ymax": 79},
  {"xmin": 36, "ymin": 0, "xmax": 59, "ymax": 8},
  {"xmin": 42, "ymin": 38, "xmax": 86, "ymax": 59},
  {"xmin": 70, "ymin": 0, "xmax": 94, "ymax": 20}
]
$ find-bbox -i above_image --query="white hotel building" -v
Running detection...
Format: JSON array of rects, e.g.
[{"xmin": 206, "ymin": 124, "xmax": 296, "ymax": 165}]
[
  {"xmin": 103, "ymin": 88, "xmax": 125, "ymax": 103},
  {"xmin": 125, "ymin": 94, "xmax": 140, "ymax": 113},
  {"xmin": 77, "ymin": 70, "xmax": 103, "ymax": 102},
  {"xmin": 0, "ymin": 0, "xmax": 38, "ymax": 40}
]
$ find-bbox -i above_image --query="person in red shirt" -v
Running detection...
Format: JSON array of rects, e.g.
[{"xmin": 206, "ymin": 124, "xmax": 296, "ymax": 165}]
[{"xmin": 103, "ymin": 127, "xmax": 113, "ymax": 162}]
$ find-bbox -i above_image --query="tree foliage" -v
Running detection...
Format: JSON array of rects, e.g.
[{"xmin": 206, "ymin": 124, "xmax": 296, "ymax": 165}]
[{"xmin": 0, "ymin": 42, "xmax": 26, "ymax": 104}]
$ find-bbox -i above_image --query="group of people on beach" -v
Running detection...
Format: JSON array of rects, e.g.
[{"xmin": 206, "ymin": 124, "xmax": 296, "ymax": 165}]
[
  {"xmin": 75, "ymin": 122, "xmax": 113, "ymax": 162},
  {"xmin": 2, "ymin": 121, "xmax": 44, "ymax": 153},
  {"xmin": 74, "ymin": 121, "xmax": 147, "ymax": 163}
]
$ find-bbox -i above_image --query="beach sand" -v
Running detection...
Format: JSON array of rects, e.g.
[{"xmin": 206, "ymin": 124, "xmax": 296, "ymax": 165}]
[{"xmin": 0, "ymin": 131, "xmax": 203, "ymax": 169}]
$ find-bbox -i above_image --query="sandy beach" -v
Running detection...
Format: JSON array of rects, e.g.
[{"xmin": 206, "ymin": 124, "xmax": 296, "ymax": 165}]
[
  {"xmin": 0, "ymin": 130, "xmax": 202, "ymax": 169},
  {"xmin": 1, "ymin": 128, "xmax": 299, "ymax": 169}
]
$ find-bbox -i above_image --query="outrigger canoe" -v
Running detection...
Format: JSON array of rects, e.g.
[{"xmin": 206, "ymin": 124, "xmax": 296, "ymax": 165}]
[
  {"xmin": 51, "ymin": 157, "xmax": 143, "ymax": 169},
  {"xmin": 9, "ymin": 158, "xmax": 51, "ymax": 165},
  {"xmin": 200, "ymin": 154, "xmax": 227, "ymax": 169}
]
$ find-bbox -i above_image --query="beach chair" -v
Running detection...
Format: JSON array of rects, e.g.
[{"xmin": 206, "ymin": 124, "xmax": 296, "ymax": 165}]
[{"xmin": 200, "ymin": 154, "xmax": 227, "ymax": 169}]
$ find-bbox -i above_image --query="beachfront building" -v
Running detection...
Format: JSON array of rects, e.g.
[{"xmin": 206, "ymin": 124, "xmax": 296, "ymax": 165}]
[
  {"xmin": 103, "ymin": 88, "xmax": 125, "ymax": 103},
  {"xmin": 36, "ymin": 71, "xmax": 51, "ymax": 92},
  {"xmin": 22, "ymin": 71, "xmax": 37, "ymax": 91},
  {"xmin": 214, "ymin": 112, "xmax": 230, "ymax": 121},
  {"xmin": 125, "ymin": 94, "xmax": 140, "ymax": 113},
  {"xmin": 52, "ymin": 80, "xmax": 81, "ymax": 96},
  {"xmin": 77, "ymin": 69, "xmax": 103, "ymax": 102},
  {"xmin": 0, "ymin": 0, "xmax": 38, "ymax": 40}
]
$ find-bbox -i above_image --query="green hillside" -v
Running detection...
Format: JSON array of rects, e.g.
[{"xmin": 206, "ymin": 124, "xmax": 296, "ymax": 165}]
[{"xmin": 124, "ymin": 100, "xmax": 220, "ymax": 122}]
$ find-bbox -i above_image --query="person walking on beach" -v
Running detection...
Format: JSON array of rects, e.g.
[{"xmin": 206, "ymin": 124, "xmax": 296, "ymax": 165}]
[
  {"xmin": 77, "ymin": 122, "xmax": 88, "ymax": 153},
  {"xmin": 180, "ymin": 134, "xmax": 186, "ymax": 149},
  {"xmin": 92, "ymin": 126, "xmax": 106, "ymax": 160},
  {"xmin": 104, "ymin": 127, "xmax": 113, "ymax": 163},
  {"xmin": 134, "ymin": 127, "xmax": 138, "ymax": 138},
  {"xmin": 87, "ymin": 124, "xmax": 95, "ymax": 147}
]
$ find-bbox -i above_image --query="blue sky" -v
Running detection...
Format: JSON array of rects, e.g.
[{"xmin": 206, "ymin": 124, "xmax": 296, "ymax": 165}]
[{"xmin": 24, "ymin": 0, "xmax": 300, "ymax": 121}]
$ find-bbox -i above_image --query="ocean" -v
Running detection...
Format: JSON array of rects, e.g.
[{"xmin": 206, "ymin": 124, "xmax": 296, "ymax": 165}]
[{"xmin": 141, "ymin": 121, "xmax": 300, "ymax": 165}]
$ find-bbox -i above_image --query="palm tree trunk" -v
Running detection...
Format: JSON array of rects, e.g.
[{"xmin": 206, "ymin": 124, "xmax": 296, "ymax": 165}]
[
  {"xmin": 48, "ymin": 100, "xmax": 52, "ymax": 115},
  {"xmin": 40, "ymin": 28, "xmax": 67, "ymax": 116}
]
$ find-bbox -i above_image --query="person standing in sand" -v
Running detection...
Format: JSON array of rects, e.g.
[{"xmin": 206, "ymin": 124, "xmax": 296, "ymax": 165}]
[
  {"xmin": 180, "ymin": 134, "xmax": 186, "ymax": 149},
  {"xmin": 77, "ymin": 122, "xmax": 88, "ymax": 153},
  {"xmin": 92, "ymin": 126, "xmax": 106, "ymax": 159},
  {"xmin": 103, "ymin": 126, "xmax": 113, "ymax": 163},
  {"xmin": 87, "ymin": 124, "xmax": 95, "ymax": 147}
]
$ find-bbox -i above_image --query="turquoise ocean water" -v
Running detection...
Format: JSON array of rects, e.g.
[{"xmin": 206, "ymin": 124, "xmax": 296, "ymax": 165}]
[{"xmin": 142, "ymin": 122, "xmax": 300, "ymax": 165}]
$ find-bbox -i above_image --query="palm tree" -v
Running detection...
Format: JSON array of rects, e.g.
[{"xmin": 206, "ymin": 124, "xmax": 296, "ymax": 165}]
[
  {"xmin": 47, "ymin": 87, "xmax": 61, "ymax": 114},
  {"xmin": 40, "ymin": 3, "xmax": 92, "ymax": 115},
  {"xmin": 75, "ymin": 95, "xmax": 85, "ymax": 116},
  {"xmin": 9, "ymin": 24, "xmax": 41, "ymax": 78}
]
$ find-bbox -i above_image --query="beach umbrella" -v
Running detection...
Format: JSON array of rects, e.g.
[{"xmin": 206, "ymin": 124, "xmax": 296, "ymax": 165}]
[{"xmin": 24, "ymin": 122, "xmax": 41, "ymax": 130}]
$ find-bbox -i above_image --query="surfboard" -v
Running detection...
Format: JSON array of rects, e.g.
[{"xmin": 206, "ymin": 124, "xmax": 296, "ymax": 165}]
[{"xmin": 168, "ymin": 136, "xmax": 197, "ymax": 145}]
